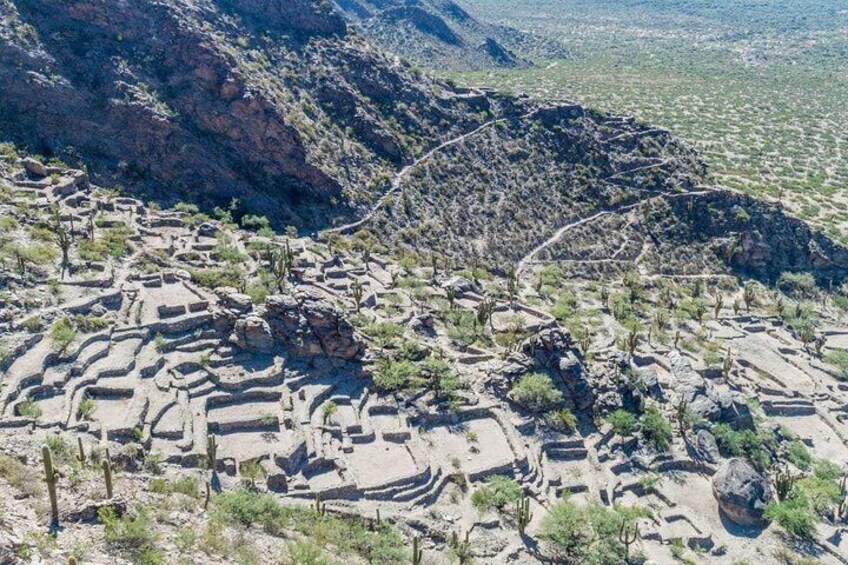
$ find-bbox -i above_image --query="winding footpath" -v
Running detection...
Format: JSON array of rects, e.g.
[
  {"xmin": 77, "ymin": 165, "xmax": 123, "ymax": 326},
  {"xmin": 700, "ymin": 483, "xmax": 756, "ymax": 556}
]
[
  {"xmin": 326, "ymin": 118, "xmax": 503, "ymax": 234},
  {"xmin": 515, "ymin": 188, "xmax": 717, "ymax": 278}
]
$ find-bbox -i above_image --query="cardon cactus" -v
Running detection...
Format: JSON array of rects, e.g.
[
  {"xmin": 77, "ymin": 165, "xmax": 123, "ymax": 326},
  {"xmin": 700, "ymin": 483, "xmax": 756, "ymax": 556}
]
[
  {"xmin": 516, "ymin": 495, "xmax": 533, "ymax": 535},
  {"xmin": 42, "ymin": 445, "xmax": 59, "ymax": 527},
  {"xmin": 103, "ymin": 457, "xmax": 114, "ymax": 499},
  {"xmin": 206, "ymin": 434, "xmax": 218, "ymax": 471},
  {"xmin": 412, "ymin": 535, "xmax": 423, "ymax": 565}
]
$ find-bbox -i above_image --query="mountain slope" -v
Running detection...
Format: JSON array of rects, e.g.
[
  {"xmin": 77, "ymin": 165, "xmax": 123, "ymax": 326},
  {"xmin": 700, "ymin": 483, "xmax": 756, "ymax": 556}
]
[
  {"xmin": 333, "ymin": 0, "xmax": 568, "ymax": 70},
  {"xmin": 0, "ymin": 0, "xmax": 846, "ymax": 285}
]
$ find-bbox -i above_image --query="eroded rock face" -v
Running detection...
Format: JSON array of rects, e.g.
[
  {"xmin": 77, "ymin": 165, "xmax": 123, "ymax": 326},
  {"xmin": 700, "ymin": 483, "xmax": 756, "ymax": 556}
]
[
  {"xmin": 262, "ymin": 288, "xmax": 362, "ymax": 360},
  {"xmin": 668, "ymin": 350, "xmax": 753, "ymax": 429},
  {"xmin": 231, "ymin": 315, "xmax": 274, "ymax": 354},
  {"xmin": 712, "ymin": 458, "xmax": 772, "ymax": 526}
]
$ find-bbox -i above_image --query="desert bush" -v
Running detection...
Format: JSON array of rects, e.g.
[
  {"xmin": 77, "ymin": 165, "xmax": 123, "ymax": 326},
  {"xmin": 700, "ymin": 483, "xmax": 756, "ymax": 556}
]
[
  {"xmin": 777, "ymin": 272, "xmax": 817, "ymax": 298},
  {"xmin": 510, "ymin": 373, "xmax": 563, "ymax": 413},
  {"xmin": 640, "ymin": 407, "xmax": 672, "ymax": 451},
  {"xmin": 99, "ymin": 505, "xmax": 164, "ymax": 565},
  {"xmin": 711, "ymin": 423, "xmax": 776, "ymax": 470},
  {"xmin": 546, "ymin": 408, "xmax": 577, "ymax": 433},
  {"xmin": 825, "ymin": 349, "xmax": 848, "ymax": 380},
  {"xmin": 539, "ymin": 498, "xmax": 642, "ymax": 564},
  {"xmin": 607, "ymin": 409, "xmax": 638, "ymax": 437},
  {"xmin": 471, "ymin": 475, "xmax": 522, "ymax": 512},
  {"xmin": 764, "ymin": 496, "xmax": 817, "ymax": 539},
  {"xmin": 372, "ymin": 358, "xmax": 420, "ymax": 392},
  {"xmin": 49, "ymin": 318, "xmax": 76, "ymax": 351}
]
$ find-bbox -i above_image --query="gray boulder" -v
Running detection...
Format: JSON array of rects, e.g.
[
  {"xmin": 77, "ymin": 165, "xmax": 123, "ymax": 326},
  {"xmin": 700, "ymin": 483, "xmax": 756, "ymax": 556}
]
[
  {"xmin": 694, "ymin": 429, "xmax": 720, "ymax": 464},
  {"xmin": 231, "ymin": 315, "xmax": 274, "ymax": 353},
  {"xmin": 712, "ymin": 458, "xmax": 772, "ymax": 526},
  {"xmin": 263, "ymin": 288, "xmax": 362, "ymax": 360},
  {"xmin": 197, "ymin": 222, "xmax": 220, "ymax": 238}
]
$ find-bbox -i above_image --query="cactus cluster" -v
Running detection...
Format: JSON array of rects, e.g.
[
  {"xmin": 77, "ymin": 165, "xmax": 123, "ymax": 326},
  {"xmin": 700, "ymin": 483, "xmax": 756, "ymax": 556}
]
[{"xmin": 774, "ymin": 465, "xmax": 798, "ymax": 501}]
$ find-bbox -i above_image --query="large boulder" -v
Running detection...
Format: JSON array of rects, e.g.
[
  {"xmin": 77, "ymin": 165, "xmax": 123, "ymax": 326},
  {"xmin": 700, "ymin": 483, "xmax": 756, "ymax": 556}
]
[
  {"xmin": 231, "ymin": 315, "xmax": 274, "ymax": 353},
  {"xmin": 263, "ymin": 288, "xmax": 362, "ymax": 360},
  {"xmin": 712, "ymin": 458, "xmax": 772, "ymax": 526}
]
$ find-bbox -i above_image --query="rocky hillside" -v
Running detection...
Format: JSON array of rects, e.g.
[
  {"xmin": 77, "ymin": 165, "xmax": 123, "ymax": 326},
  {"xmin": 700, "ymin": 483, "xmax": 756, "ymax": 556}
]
[
  {"xmin": 333, "ymin": 0, "xmax": 568, "ymax": 70},
  {"xmin": 1, "ymin": 0, "xmax": 846, "ymax": 284}
]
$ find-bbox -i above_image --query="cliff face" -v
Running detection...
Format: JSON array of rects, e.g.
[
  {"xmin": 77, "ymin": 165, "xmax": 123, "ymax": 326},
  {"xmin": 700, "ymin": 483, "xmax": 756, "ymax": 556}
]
[{"xmin": 0, "ymin": 0, "xmax": 487, "ymax": 227}]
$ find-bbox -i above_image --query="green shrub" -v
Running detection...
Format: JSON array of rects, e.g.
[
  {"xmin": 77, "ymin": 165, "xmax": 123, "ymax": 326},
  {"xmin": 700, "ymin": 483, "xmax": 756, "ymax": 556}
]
[
  {"xmin": 190, "ymin": 267, "xmax": 243, "ymax": 290},
  {"xmin": 546, "ymin": 408, "xmax": 577, "ymax": 433},
  {"xmin": 640, "ymin": 407, "xmax": 672, "ymax": 451},
  {"xmin": 285, "ymin": 540, "xmax": 335, "ymax": 565},
  {"xmin": 212, "ymin": 489, "xmax": 288, "ymax": 534},
  {"xmin": 764, "ymin": 497, "xmax": 817, "ymax": 539},
  {"xmin": 214, "ymin": 243, "xmax": 248, "ymax": 264},
  {"xmin": 17, "ymin": 398, "xmax": 42, "ymax": 420},
  {"xmin": 777, "ymin": 272, "xmax": 817, "ymax": 298},
  {"xmin": 149, "ymin": 476, "xmax": 199, "ymax": 498},
  {"xmin": 539, "ymin": 498, "xmax": 639, "ymax": 564},
  {"xmin": 99, "ymin": 506, "xmax": 164, "ymax": 565},
  {"xmin": 711, "ymin": 423, "xmax": 775, "ymax": 470},
  {"xmin": 607, "ymin": 409, "xmax": 638, "ymax": 437},
  {"xmin": 241, "ymin": 215, "xmax": 271, "ymax": 232},
  {"xmin": 471, "ymin": 475, "xmax": 522, "ymax": 512},
  {"xmin": 372, "ymin": 358, "xmax": 420, "ymax": 392},
  {"xmin": 49, "ymin": 318, "xmax": 77, "ymax": 351},
  {"xmin": 786, "ymin": 441, "xmax": 811, "ymax": 470},
  {"xmin": 363, "ymin": 322, "xmax": 405, "ymax": 347},
  {"xmin": 174, "ymin": 202, "xmax": 200, "ymax": 214},
  {"xmin": 78, "ymin": 239, "xmax": 109, "ymax": 262},
  {"xmin": 212, "ymin": 489, "xmax": 405, "ymax": 563},
  {"xmin": 77, "ymin": 397, "xmax": 96, "ymax": 420},
  {"xmin": 825, "ymin": 349, "xmax": 848, "ymax": 380},
  {"xmin": 551, "ymin": 293, "xmax": 578, "ymax": 321},
  {"xmin": 510, "ymin": 373, "xmax": 563, "ymax": 413}
]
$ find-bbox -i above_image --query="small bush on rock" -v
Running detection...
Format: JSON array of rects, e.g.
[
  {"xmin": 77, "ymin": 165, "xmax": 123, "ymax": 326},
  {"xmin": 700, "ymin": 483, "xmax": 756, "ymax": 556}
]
[{"xmin": 510, "ymin": 373, "xmax": 563, "ymax": 413}]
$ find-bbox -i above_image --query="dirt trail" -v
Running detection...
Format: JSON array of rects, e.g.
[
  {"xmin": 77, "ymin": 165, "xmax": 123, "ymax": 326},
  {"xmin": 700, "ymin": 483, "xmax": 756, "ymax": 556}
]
[
  {"xmin": 327, "ymin": 119, "xmax": 504, "ymax": 235},
  {"xmin": 516, "ymin": 189, "xmax": 716, "ymax": 278}
]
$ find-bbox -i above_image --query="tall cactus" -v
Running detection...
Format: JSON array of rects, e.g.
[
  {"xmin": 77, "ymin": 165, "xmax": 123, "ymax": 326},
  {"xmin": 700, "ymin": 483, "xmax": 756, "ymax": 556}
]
[
  {"xmin": 76, "ymin": 436, "xmax": 86, "ymax": 465},
  {"xmin": 516, "ymin": 495, "xmax": 533, "ymax": 536},
  {"xmin": 618, "ymin": 518, "xmax": 639, "ymax": 561},
  {"xmin": 351, "ymin": 280, "xmax": 364, "ymax": 313},
  {"xmin": 103, "ymin": 457, "xmax": 113, "ymax": 499},
  {"xmin": 42, "ymin": 445, "xmax": 59, "ymax": 528},
  {"xmin": 774, "ymin": 465, "xmax": 797, "ymax": 501},
  {"xmin": 451, "ymin": 530, "xmax": 472, "ymax": 564},
  {"xmin": 412, "ymin": 535, "xmax": 423, "ymax": 565},
  {"xmin": 206, "ymin": 434, "xmax": 218, "ymax": 472},
  {"xmin": 314, "ymin": 494, "xmax": 326, "ymax": 517}
]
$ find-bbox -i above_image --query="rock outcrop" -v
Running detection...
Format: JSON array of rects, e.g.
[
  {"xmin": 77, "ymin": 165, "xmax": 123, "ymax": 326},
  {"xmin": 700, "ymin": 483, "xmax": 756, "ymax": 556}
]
[
  {"xmin": 220, "ymin": 287, "xmax": 362, "ymax": 360},
  {"xmin": 712, "ymin": 458, "xmax": 773, "ymax": 526},
  {"xmin": 668, "ymin": 350, "xmax": 753, "ymax": 430},
  {"xmin": 492, "ymin": 328, "xmax": 592, "ymax": 411}
]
